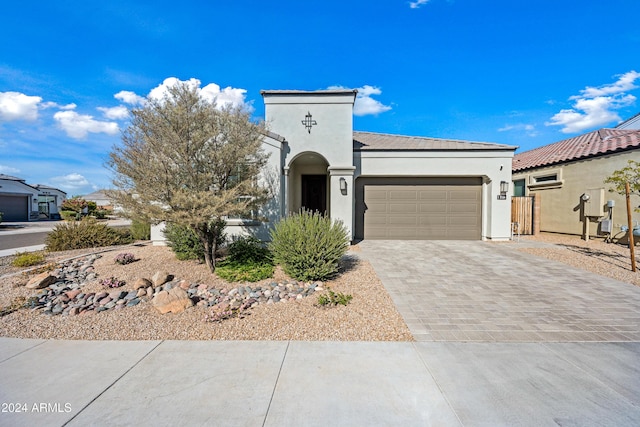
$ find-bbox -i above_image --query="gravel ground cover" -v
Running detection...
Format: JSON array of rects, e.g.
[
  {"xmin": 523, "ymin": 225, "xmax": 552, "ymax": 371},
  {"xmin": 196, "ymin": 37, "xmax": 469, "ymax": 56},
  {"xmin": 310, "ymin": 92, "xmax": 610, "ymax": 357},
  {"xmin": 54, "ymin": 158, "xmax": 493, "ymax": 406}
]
[
  {"xmin": 514, "ymin": 233, "xmax": 640, "ymax": 288},
  {"xmin": 0, "ymin": 244, "xmax": 413, "ymax": 341}
]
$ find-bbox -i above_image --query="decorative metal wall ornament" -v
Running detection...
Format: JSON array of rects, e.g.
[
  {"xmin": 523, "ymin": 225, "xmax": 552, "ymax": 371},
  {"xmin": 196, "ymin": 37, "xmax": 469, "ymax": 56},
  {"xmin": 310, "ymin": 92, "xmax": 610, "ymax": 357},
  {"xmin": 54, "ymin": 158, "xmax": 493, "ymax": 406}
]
[{"xmin": 301, "ymin": 111, "xmax": 317, "ymax": 133}]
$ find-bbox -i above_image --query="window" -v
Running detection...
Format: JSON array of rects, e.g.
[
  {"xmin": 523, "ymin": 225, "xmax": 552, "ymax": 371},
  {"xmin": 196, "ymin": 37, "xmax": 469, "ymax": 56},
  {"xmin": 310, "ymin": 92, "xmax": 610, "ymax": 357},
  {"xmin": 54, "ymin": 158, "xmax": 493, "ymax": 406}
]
[
  {"xmin": 533, "ymin": 174, "xmax": 557, "ymax": 183},
  {"xmin": 513, "ymin": 179, "xmax": 526, "ymax": 196},
  {"xmin": 528, "ymin": 168, "xmax": 563, "ymax": 189}
]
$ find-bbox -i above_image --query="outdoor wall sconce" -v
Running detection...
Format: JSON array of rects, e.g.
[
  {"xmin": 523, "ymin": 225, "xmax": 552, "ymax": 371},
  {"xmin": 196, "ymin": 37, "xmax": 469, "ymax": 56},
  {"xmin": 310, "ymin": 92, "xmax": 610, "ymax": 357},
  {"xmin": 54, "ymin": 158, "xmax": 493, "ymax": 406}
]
[
  {"xmin": 339, "ymin": 177, "xmax": 347, "ymax": 195},
  {"xmin": 499, "ymin": 181, "xmax": 509, "ymax": 194}
]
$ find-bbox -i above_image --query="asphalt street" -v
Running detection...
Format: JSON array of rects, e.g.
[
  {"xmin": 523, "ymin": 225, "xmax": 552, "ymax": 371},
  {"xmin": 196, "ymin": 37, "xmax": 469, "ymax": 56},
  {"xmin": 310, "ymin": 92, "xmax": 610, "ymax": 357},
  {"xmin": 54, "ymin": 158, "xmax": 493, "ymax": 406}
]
[{"xmin": 0, "ymin": 232, "xmax": 48, "ymax": 251}]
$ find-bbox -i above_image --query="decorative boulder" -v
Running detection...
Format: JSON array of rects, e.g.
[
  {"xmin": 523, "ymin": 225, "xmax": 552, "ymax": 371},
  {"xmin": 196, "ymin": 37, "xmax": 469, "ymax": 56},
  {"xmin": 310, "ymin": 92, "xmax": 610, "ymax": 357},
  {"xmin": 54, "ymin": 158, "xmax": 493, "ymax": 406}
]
[
  {"xmin": 133, "ymin": 278, "xmax": 153, "ymax": 290},
  {"xmin": 151, "ymin": 271, "xmax": 172, "ymax": 288},
  {"xmin": 151, "ymin": 287, "xmax": 193, "ymax": 314},
  {"xmin": 26, "ymin": 272, "xmax": 57, "ymax": 289}
]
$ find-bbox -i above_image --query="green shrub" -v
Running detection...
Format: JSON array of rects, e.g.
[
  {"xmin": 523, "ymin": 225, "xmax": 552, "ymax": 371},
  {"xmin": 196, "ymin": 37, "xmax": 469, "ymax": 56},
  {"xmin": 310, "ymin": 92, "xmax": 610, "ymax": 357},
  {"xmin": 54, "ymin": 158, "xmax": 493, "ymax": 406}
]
[
  {"xmin": 216, "ymin": 261, "xmax": 274, "ymax": 282},
  {"xmin": 164, "ymin": 223, "xmax": 205, "ymax": 261},
  {"xmin": 11, "ymin": 251, "xmax": 46, "ymax": 267},
  {"xmin": 317, "ymin": 289, "xmax": 353, "ymax": 307},
  {"xmin": 93, "ymin": 209, "xmax": 108, "ymax": 220},
  {"xmin": 164, "ymin": 220, "xmax": 226, "ymax": 261},
  {"xmin": 227, "ymin": 236, "xmax": 271, "ymax": 264},
  {"xmin": 45, "ymin": 218, "xmax": 133, "ymax": 251},
  {"xmin": 130, "ymin": 219, "xmax": 151, "ymax": 240},
  {"xmin": 60, "ymin": 210, "xmax": 79, "ymax": 221},
  {"xmin": 269, "ymin": 210, "xmax": 349, "ymax": 281}
]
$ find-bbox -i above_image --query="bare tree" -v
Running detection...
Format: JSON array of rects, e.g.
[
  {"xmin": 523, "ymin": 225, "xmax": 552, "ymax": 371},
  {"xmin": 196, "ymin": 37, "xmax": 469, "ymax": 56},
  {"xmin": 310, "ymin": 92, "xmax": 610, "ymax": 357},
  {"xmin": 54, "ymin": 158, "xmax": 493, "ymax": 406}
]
[{"xmin": 107, "ymin": 82, "xmax": 268, "ymax": 272}]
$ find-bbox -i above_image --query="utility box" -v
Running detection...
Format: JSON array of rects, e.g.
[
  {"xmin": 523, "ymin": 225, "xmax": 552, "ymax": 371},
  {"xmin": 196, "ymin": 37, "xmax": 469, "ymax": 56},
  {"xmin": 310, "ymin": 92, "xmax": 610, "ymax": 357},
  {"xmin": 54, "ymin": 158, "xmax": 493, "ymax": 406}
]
[
  {"xmin": 600, "ymin": 219, "xmax": 612, "ymax": 234},
  {"xmin": 584, "ymin": 188, "xmax": 605, "ymax": 217}
]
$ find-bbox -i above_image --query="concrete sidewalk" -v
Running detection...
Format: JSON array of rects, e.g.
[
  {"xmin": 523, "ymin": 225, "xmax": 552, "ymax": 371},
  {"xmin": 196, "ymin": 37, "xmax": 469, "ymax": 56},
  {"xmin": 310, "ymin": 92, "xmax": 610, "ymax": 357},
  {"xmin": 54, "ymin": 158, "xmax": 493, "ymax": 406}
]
[{"xmin": 0, "ymin": 338, "xmax": 639, "ymax": 426}]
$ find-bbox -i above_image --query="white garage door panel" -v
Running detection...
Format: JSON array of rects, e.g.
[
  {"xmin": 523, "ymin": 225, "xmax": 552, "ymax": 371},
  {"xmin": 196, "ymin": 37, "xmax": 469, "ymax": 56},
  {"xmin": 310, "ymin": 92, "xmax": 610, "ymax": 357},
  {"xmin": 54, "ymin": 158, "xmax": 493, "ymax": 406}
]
[{"xmin": 363, "ymin": 181, "xmax": 482, "ymax": 240}]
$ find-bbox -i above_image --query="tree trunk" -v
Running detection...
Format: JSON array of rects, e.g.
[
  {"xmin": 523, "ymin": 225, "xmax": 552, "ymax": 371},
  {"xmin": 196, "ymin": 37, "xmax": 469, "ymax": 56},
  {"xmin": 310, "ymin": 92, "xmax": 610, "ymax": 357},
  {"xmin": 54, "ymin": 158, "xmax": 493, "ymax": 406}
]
[{"xmin": 196, "ymin": 225, "xmax": 217, "ymax": 273}]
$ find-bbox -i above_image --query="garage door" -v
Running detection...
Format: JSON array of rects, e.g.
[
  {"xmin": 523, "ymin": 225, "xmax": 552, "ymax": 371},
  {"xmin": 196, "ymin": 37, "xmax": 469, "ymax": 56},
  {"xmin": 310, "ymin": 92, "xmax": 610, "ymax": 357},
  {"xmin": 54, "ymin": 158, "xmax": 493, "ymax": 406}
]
[
  {"xmin": 0, "ymin": 195, "xmax": 29, "ymax": 221},
  {"xmin": 358, "ymin": 178, "xmax": 482, "ymax": 240}
]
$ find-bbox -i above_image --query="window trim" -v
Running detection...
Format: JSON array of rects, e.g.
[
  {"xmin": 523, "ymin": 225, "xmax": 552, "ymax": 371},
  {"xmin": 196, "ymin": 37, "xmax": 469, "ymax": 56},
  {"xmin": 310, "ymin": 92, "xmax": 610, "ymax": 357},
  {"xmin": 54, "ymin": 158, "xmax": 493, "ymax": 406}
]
[{"xmin": 527, "ymin": 168, "xmax": 563, "ymax": 189}]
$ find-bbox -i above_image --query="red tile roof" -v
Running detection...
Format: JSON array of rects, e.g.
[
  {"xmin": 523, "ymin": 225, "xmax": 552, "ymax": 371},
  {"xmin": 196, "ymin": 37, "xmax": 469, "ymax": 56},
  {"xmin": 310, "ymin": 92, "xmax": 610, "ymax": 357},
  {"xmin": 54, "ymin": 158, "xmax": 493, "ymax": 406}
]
[{"xmin": 512, "ymin": 129, "xmax": 640, "ymax": 172}]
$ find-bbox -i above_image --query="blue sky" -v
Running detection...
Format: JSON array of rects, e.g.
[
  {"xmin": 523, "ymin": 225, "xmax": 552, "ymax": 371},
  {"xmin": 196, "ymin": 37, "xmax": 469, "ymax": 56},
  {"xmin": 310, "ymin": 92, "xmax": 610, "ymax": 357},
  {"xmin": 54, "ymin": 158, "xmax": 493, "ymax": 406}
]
[{"xmin": 1, "ymin": 0, "xmax": 639, "ymax": 195}]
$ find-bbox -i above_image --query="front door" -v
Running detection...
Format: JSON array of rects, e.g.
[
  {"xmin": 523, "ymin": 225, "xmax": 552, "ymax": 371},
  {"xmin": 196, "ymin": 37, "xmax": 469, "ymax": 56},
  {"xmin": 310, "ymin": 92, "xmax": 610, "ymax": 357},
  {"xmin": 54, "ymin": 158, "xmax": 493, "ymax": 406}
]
[{"xmin": 301, "ymin": 175, "xmax": 327, "ymax": 214}]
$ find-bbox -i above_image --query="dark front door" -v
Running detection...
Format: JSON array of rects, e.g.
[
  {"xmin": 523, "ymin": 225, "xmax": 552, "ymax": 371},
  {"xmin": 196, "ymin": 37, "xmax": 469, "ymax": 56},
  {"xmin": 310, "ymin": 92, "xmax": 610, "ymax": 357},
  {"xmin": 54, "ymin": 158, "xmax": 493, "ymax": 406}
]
[{"xmin": 301, "ymin": 175, "xmax": 327, "ymax": 214}]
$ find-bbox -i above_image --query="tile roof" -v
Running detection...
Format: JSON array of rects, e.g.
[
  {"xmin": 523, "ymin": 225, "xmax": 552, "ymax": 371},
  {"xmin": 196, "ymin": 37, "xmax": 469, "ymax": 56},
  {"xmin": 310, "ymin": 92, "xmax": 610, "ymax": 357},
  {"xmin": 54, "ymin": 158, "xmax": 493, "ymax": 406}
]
[
  {"xmin": 512, "ymin": 128, "xmax": 640, "ymax": 172},
  {"xmin": 353, "ymin": 131, "xmax": 517, "ymax": 151}
]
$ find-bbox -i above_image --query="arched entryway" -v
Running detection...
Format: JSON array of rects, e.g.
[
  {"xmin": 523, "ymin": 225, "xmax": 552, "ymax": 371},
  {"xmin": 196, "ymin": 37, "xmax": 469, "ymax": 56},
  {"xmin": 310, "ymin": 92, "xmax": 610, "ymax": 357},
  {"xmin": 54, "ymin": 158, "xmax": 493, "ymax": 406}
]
[{"xmin": 286, "ymin": 152, "xmax": 330, "ymax": 215}]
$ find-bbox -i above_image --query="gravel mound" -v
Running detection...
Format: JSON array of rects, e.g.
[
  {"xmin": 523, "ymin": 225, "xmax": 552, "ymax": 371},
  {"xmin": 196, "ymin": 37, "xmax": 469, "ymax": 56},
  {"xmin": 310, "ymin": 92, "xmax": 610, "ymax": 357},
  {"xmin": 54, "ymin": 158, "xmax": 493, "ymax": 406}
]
[{"xmin": 0, "ymin": 245, "xmax": 413, "ymax": 341}]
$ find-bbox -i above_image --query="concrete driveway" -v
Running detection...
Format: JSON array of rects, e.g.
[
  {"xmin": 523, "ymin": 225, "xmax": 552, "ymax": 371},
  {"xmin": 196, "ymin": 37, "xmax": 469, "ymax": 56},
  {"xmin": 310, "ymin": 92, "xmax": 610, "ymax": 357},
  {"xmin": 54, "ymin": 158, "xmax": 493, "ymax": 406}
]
[{"xmin": 359, "ymin": 240, "xmax": 640, "ymax": 342}]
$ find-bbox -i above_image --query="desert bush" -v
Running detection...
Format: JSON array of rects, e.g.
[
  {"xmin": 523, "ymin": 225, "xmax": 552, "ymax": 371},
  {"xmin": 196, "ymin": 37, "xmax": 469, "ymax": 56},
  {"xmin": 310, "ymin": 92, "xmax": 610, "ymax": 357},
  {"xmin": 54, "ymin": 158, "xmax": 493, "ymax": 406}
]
[
  {"xmin": 11, "ymin": 251, "xmax": 46, "ymax": 267},
  {"xmin": 269, "ymin": 210, "xmax": 349, "ymax": 281},
  {"xmin": 60, "ymin": 210, "xmax": 79, "ymax": 221},
  {"xmin": 61, "ymin": 198, "xmax": 88, "ymax": 213},
  {"xmin": 45, "ymin": 218, "xmax": 133, "ymax": 251},
  {"xmin": 100, "ymin": 277, "xmax": 125, "ymax": 288},
  {"xmin": 164, "ymin": 219, "xmax": 226, "ymax": 261},
  {"xmin": 114, "ymin": 253, "xmax": 136, "ymax": 265},
  {"xmin": 317, "ymin": 289, "xmax": 353, "ymax": 307},
  {"xmin": 226, "ymin": 236, "xmax": 271, "ymax": 264},
  {"xmin": 164, "ymin": 223, "xmax": 204, "ymax": 261},
  {"xmin": 93, "ymin": 209, "xmax": 108, "ymax": 220},
  {"xmin": 130, "ymin": 219, "xmax": 151, "ymax": 240}
]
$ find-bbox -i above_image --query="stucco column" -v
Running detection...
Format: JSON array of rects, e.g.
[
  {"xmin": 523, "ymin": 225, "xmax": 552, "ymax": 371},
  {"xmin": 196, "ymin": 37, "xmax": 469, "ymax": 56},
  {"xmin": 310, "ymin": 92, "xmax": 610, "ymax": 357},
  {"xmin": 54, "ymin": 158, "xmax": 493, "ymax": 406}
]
[{"xmin": 328, "ymin": 166, "xmax": 356, "ymax": 240}]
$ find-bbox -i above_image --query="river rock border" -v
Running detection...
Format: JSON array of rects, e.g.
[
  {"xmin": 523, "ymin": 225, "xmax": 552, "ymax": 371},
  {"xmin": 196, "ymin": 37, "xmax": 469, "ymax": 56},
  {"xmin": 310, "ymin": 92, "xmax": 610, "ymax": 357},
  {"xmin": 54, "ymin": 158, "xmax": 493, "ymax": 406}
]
[{"xmin": 24, "ymin": 255, "xmax": 324, "ymax": 318}]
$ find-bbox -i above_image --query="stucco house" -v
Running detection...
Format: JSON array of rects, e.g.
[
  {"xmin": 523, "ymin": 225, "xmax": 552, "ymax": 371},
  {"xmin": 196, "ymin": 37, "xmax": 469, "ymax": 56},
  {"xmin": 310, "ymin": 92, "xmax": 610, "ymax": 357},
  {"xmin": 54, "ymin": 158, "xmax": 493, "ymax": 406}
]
[
  {"xmin": 34, "ymin": 184, "xmax": 67, "ymax": 219},
  {"xmin": 512, "ymin": 128, "xmax": 640, "ymax": 239},
  {"xmin": 152, "ymin": 89, "xmax": 516, "ymax": 243},
  {"xmin": 0, "ymin": 174, "xmax": 39, "ymax": 221},
  {"xmin": 0, "ymin": 175, "xmax": 67, "ymax": 221}
]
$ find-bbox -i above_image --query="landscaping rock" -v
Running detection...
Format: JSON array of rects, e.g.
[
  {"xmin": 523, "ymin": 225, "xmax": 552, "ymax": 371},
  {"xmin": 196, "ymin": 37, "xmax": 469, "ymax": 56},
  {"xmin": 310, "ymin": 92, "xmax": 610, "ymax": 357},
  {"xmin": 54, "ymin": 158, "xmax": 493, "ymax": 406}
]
[
  {"xmin": 133, "ymin": 278, "xmax": 152, "ymax": 290},
  {"xmin": 151, "ymin": 287, "xmax": 193, "ymax": 314},
  {"xmin": 151, "ymin": 271, "xmax": 172, "ymax": 288},
  {"xmin": 26, "ymin": 272, "xmax": 57, "ymax": 289}
]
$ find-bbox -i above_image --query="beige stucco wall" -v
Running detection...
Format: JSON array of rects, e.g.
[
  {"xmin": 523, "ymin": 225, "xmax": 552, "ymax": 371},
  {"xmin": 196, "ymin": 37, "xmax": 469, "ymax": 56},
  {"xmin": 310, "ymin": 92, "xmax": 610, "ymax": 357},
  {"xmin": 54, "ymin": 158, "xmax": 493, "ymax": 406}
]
[{"xmin": 512, "ymin": 151, "xmax": 639, "ymax": 237}]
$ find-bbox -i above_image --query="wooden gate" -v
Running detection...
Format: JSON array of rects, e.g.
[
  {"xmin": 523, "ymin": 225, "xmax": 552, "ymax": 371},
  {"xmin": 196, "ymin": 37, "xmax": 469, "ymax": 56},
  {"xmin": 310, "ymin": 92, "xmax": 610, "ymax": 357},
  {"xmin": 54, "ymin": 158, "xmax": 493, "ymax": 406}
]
[{"xmin": 511, "ymin": 196, "xmax": 534, "ymax": 235}]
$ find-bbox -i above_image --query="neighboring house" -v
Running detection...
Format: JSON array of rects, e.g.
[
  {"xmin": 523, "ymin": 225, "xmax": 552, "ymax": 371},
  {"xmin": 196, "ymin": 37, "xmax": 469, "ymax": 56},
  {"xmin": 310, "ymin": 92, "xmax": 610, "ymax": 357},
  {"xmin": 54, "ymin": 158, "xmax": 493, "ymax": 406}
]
[
  {"xmin": 616, "ymin": 112, "xmax": 640, "ymax": 130},
  {"xmin": 152, "ymin": 89, "xmax": 516, "ymax": 243},
  {"xmin": 0, "ymin": 174, "xmax": 39, "ymax": 221},
  {"xmin": 0, "ymin": 175, "xmax": 68, "ymax": 221},
  {"xmin": 83, "ymin": 190, "xmax": 120, "ymax": 212},
  {"xmin": 512, "ymin": 128, "xmax": 640, "ymax": 238},
  {"xmin": 34, "ymin": 184, "xmax": 67, "ymax": 219}
]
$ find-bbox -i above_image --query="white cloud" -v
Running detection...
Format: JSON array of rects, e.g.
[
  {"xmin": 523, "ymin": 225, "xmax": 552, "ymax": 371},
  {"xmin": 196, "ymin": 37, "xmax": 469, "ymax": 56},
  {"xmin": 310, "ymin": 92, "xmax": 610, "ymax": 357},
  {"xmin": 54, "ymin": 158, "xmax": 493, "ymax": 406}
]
[
  {"xmin": 546, "ymin": 71, "xmax": 640, "ymax": 133},
  {"xmin": 574, "ymin": 70, "xmax": 640, "ymax": 99},
  {"xmin": 97, "ymin": 105, "xmax": 129, "ymax": 120},
  {"xmin": 50, "ymin": 173, "xmax": 90, "ymax": 191},
  {"xmin": 409, "ymin": 0, "xmax": 430, "ymax": 9},
  {"xmin": 498, "ymin": 123, "xmax": 538, "ymax": 137},
  {"xmin": 53, "ymin": 109, "xmax": 120, "ymax": 139},
  {"xmin": 41, "ymin": 101, "xmax": 76, "ymax": 110},
  {"xmin": 328, "ymin": 85, "xmax": 392, "ymax": 116},
  {"xmin": 0, "ymin": 164, "xmax": 21, "ymax": 175},
  {"xmin": 114, "ymin": 90, "xmax": 145, "ymax": 105},
  {"xmin": 0, "ymin": 91, "xmax": 42, "ymax": 121},
  {"xmin": 147, "ymin": 77, "xmax": 249, "ymax": 109}
]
